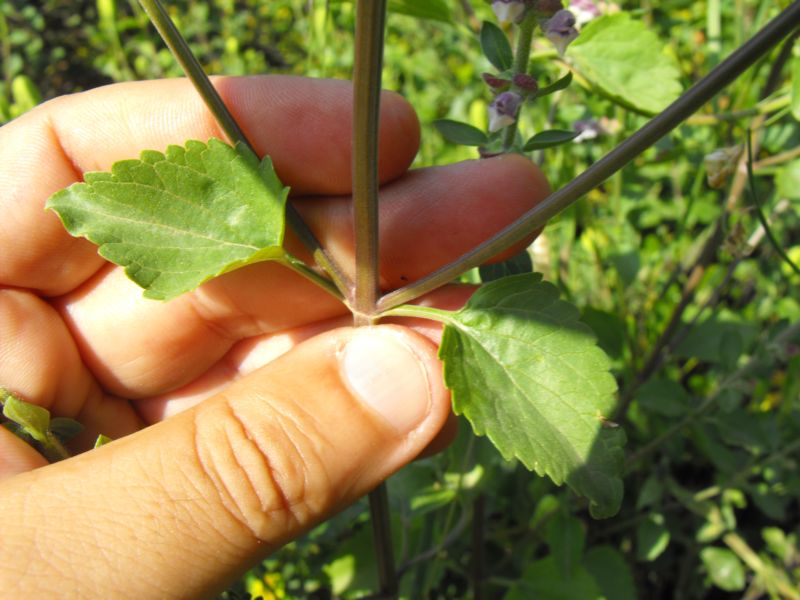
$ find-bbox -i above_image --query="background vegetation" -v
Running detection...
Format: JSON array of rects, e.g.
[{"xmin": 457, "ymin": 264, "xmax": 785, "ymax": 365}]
[{"xmin": 3, "ymin": 0, "xmax": 799, "ymax": 597}]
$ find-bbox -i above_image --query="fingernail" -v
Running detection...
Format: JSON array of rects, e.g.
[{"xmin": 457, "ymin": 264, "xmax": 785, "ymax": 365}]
[{"xmin": 340, "ymin": 329, "xmax": 431, "ymax": 434}]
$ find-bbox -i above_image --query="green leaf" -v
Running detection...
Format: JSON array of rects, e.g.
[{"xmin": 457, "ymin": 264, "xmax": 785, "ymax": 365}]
[
  {"xmin": 583, "ymin": 546, "xmax": 637, "ymax": 600},
  {"xmin": 523, "ymin": 130, "xmax": 579, "ymax": 151},
  {"xmin": 480, "ymin": 21, "xmax": 513, "ymax": 71},
  {"xmin": 568, "ymin": 13, "xmax": 683, "ymax": 115},
  {"xmin": 1, "ymin": 390, "xmax": 50, "ymax": 444},
  {"xmin": 700, "ymin": 547, "xmax": 746, "ymax": 592},
  {"xmin": 47, "ymin": 139, "xmax": 289, "ymax": 301},
  {"xmin": 505, "ymin": 557, "xmax": 602, "ymax": 600},
  {"xmin": 479, "ymin": 250, "xmax": 533, "ymax": 282},
  {"xmin": 388, "ymin": 0, "xmax": 452, "ymax": 23},
  {"xmin": 536, "ymin": 72, "xmax": 573, "ymax": 97},
  {"xmin": 436, "ymin": 274, "xmax": 624, "ymax": 518},
  {"xmin": 94, "ymin": 434, "xmax": 113, "ymax": 448},
  {"xmin": 547, "ymin": 513, "xmax": 585, "ymax": 577},
  {"xmin": 635, "ymin": 378, "xmax": 690, "ymax": 418},
  {"xmin": 433, "ymin": 119, "xmax": 489, "ymax": 146},
  {"xmin": 636, "ymin": 513, "xmax": 670, "ymax": 562},
  {"xmin": 777, "ymin": 159, "xmax": 800, "ymax": 200},
  {"xmin": 50, "ymin": 417, "xmax": 84, "ymax": 442}
]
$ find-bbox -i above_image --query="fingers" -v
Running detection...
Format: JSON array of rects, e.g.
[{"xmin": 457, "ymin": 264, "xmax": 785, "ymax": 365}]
[
  {"xmin": 0, "ymin": 76, "xmax": 420, "ymax": 295},
  {"xmin": 57, "ymin": 155, "xmax": 547, "ymax": 398},
  {"xmin": 0, "ymin": 428, "xmax": 48, "ymax": 480},
  {"xmin": 0, "ymin": 325, "xmax": 449, "ymax": 598}
]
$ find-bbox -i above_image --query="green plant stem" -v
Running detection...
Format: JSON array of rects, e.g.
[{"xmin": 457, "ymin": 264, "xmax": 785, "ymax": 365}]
[
  {"xmin": 376, "ymin": 2, "xmax": 800, "ymax": 314},
  {"xmin": 501, "ymin": 12, "xmax": 537, "ymax": 151},
  {"xmin": 137, "ymin": 0, "xmax": 350, "ymax": 302},
  {"xmin": 745, "ymin": 130, "xmax": 800, "ymax": 277},
  {"xmin": 352, "ymin": 0, "xmax": 387, "ymax": 324}
]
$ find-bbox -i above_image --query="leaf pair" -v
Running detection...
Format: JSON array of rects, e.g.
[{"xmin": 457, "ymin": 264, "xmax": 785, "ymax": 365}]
[{"xmin": 47, "ymin": 140, "xmax": 624, "ymax": 517}]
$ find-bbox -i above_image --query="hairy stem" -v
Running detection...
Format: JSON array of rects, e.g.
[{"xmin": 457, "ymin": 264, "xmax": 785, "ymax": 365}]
[
  {"xmin": 137, "ymin": 0, "xmax": 351, "ymax": 301},
  {"xmin": 376, "ymin": 2, "xmax": 800, "ymax": 313}
]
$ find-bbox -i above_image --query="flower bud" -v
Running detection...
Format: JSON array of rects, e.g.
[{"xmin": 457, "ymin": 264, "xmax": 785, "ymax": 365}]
[
  {"xmin": 513, "ymin": 73, "xmax": 539, "ymax": 93},
  {"xmin": 492, "ymin": 0, "xmax": 527, "ymax": 24},
  {"xmin": 482, "ymin": 72, "xmax": 511, "ymax": 91},
  {"xmin": 488, "ymin": 91, "xmax": 522, "ymax": 132},
  {"xmin": 534, "ymin": 0, "xmax": 564, "ymax": 16},
  {"xmin": 544, "ymin": 9, "xmax": 579, "ymax": 56}
]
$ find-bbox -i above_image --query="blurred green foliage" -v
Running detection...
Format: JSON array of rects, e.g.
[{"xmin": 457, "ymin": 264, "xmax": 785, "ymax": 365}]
[{"xmin": 4, "ymin": 0, "xmax": 800, "ymax": 598}]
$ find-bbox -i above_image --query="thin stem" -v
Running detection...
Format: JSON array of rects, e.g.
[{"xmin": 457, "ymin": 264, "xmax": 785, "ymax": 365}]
[
  {"xmin": 352, "ymin": 0, "xmax": 387, "ymax": 323},
  {"xmin": 376, "ymin": 1, "xmax": 800, "ymax": 313},
  {"xmin": 368, "ymin": 482, "xmax": 398, "ymax": 599},
  {"xmin": 137, "ymin": 0, "xmax": 353, "ymax": 299},
  {"xmin": 501, "ymin": 12, "xmax": 537, "ymax": 151},
  {"xmin": 745, "ymin": 130, "xmax": 800, "ymax": 277},
  {"xmin": 279, "ymin": 255, "xmax": 343, "ymax": 301},
  {"xmin": 352, "ymin": 2, "xmax": 396, "ymax": 597}
]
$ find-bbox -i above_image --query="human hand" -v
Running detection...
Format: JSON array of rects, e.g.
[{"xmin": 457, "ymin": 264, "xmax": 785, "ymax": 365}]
[{"xmin": 0, "ymin": 76, "xmax": 547, "ymax": 597}]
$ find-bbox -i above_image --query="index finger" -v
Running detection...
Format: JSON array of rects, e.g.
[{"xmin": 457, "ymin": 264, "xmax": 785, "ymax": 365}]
[{"xmin": 0, "ymin": 76, "xmax": 420, "ymax": 296}]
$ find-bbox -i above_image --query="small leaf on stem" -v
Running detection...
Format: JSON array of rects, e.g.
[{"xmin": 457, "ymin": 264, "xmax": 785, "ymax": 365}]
[
  {"xmin": 480, "ymin": 21, "xmax": 514, "ymax": 71},
  {"xmin": 524, "ymin": 129, "xmax": 579, "ymax": 151},
  {"xmin": 434, "ymin": 119, "xmax": 489, "ymax": 146}
]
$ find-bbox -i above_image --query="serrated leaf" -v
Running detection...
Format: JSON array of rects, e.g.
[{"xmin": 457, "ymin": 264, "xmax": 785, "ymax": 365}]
[
  {"xmin": 1, "ymin": 390, "xmax": 50, "ymax": 443},
  {"xmin": 568, "ymin": 13, "xmax": 682, "ymax": 115},
  {"xmin": 47, "ymin": 139, "xmax": 289, "ymax": 301},
  {"xmin": 434, "ymin": 119, "xmax": 488, "ymax": 146},
  {"xmin": 523, "ymin": 130, "xmax": 579, "ymax": 151},
  {"xmin": 480, "ymin": 21, "xmax": 513, "ymax": 71},
  {"xmin": 437, "ymin": 274, "xmax": 624, "ymax": 518}
]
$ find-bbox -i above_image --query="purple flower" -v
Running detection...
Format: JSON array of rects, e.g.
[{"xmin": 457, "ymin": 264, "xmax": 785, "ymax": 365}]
[
  {"xmin": 544, "ymin": 9, "xmax": 579, "ymax": 56},
  {"xmin": 573, "ymin": 118, "xmax": 604, "ymax": 142},
  {"xmin": 569, "ymin": 0, "xmax": 600, "ymax": 25},
  {"xmin": 492, "ymin": 0, "xmax": 527, "ymax": 24},
  {"xmin": 488, "ymin": 91, "xmax": 522, "ymax": 132}
]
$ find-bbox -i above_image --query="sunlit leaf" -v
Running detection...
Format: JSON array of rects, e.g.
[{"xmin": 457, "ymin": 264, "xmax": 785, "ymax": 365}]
[
  {"xmin": 47, "ymin": 139, "xmax": 289, "ymax": 301},
  {"xmin": 569, "ymin": 13, "xmax": 682, "ymax": 115}
]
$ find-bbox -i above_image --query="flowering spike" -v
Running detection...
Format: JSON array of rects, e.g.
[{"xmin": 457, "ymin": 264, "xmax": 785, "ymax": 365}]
[
  {"xmin": 544, "ymin": 9, "xmax": 579, "ymax": 56},
  {"xmin": 492, "ymin": 0, "xmax": 527, "ymax": 24},
  {"xmin": 488, "ymin": 91, "xmax": 522, "ymax": 132}
]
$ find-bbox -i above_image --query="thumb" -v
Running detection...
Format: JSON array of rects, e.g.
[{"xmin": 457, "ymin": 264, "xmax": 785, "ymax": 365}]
[{"xmin": 0, "ymin": 325, "xmax": 450, "ymax": 598}]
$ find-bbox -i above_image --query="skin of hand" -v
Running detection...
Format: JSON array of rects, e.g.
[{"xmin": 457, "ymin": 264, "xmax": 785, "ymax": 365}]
[{"xmin": 0, "ymin": 76, "xmax": 549, "ymax": 598}]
